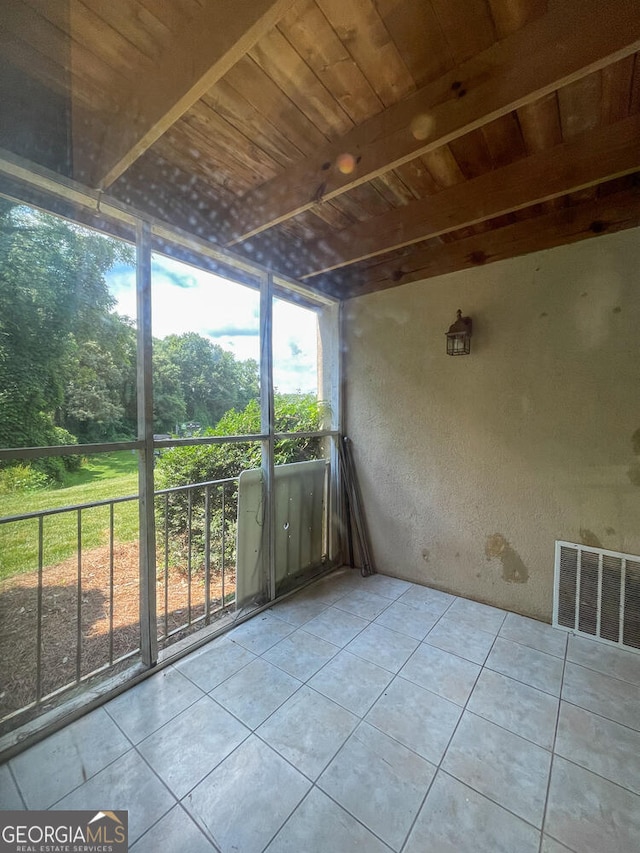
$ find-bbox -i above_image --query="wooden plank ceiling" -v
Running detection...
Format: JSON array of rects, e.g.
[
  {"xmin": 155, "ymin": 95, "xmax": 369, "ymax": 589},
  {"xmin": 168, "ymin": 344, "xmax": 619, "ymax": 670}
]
[{"xmin": 1, "ymin": 0, "xmax": 640, "ymax": 299}]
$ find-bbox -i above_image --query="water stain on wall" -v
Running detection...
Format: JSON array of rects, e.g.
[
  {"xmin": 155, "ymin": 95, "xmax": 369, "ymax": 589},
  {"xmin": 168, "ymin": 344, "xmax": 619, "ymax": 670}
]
[
  {"xmin": 628, "ymin": 465, "xmax": 640, "ymax": 487},
  {"xmin": 580, "ymin": 528, "xmax": 603, "ymax": 549},
  {"xmin": 627, "ymin": 428, "xmax": 640, "ymax": 486},
  {"xmin": 485, "ymin": 533, "xmax": 529, "ymax": 584}
]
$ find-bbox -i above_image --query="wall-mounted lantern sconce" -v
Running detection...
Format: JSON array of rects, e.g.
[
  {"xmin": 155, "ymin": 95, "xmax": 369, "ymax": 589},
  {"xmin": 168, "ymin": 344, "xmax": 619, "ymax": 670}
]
[{"xmin": 445, "ymin": 309, "xmax": 472, "ymax": 356}]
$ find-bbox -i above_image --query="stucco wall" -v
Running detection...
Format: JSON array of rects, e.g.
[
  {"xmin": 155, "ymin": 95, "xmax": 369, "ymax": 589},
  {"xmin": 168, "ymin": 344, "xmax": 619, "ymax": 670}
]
[{"xmin": 343, "ymin": 229, "xmax": 640, "ymax": 620}]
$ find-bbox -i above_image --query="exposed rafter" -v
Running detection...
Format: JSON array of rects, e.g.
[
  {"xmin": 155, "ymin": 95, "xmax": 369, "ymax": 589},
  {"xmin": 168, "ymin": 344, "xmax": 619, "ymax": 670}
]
[
  {"xmin": 295, "ymin": 114, "xmax": 640, "ymax": 278},
  {"xmin": 224, "ymin": 0, "xmax": 640, "ymax": 246},
  {"xmin": 3, "ymin": 0, "xmax": 639, "ymax": 299},
  {"xmin": 334, "ymin": 182, "xmax": 640, "ymax": 298},
  {"xmin": 80, "ymin": 0, "xmax": 298, "ymax": 190}
]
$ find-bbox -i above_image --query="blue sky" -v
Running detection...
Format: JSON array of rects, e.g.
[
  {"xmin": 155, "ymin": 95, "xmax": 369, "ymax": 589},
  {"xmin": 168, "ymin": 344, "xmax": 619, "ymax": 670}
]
[{"xmin": 107, "ymin": 254, "xmax": 318, "ymax": 394}]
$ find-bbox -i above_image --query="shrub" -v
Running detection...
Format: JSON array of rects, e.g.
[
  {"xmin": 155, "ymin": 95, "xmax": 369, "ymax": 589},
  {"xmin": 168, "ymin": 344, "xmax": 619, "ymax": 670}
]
[
  {"xmin": 22, "ymin": 426, "xmax": 83, "ymax": 485},
  {"xmin": 0, "ymin": 464, "xmax": 49, "ymax": 494},
  {"xmin": 52, "ymin": 427, "xmax": 82, "ymax": 473}
]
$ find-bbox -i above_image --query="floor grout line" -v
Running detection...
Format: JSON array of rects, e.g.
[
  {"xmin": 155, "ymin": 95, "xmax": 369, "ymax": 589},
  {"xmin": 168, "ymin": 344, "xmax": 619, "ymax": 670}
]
[
  {"xmin": 7, "ymin": 759, "xmax": 27, "ymax": 810},
  {"xmin": 537, "ymin": 638, "xmax": 568, "ymax": 853},
  {"xmin": 129, "ymin": 802, "xmax": 222, "ymax": 853},
  {"xmin": 6, "ymin": 571, "xmax": 640, "ymax": 853},
  {"xmin": 563, "ymin": 654, "xmax": 640, "ymax": 689},
  {"xmin": 549, "ymin": 750, "xmax": 640, "ymax": 798},
  {"xmin": 398, "ymin": 626, "xmax": 500, "ymax": 852},
  {"xmin": 558, "ymin": 695, "xmax": 640, "ymax": 734}
]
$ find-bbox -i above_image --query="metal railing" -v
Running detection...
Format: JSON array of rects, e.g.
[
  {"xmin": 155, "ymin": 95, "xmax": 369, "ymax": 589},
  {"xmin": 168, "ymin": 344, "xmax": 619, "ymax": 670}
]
[
  {"xmin": 155, "ymin": 477, "xmax": 238, "ymax": 647},
  {"xmin": 0, "ymin": 477, "xmax": 239, "ymax": 731}
]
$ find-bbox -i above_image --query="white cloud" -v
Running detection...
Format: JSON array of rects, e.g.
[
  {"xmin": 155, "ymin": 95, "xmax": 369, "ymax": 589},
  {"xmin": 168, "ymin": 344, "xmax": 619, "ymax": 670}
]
[{"xmin": 107, "ymin": 254, "xmax": 317, "ymax": 393}]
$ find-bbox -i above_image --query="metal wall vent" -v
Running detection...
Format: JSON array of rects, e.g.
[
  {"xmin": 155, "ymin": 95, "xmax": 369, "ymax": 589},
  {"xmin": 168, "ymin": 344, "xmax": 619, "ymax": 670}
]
[{"xmin": 554, "ymin": 541, "xmax": 640, "ymax": 653}]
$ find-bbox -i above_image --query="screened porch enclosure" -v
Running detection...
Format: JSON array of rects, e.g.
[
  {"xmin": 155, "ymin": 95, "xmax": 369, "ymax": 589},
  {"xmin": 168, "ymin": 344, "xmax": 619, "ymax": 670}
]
[{"xmin": 0, "ymin": 202, "xmax": 341, "ymax": 748}]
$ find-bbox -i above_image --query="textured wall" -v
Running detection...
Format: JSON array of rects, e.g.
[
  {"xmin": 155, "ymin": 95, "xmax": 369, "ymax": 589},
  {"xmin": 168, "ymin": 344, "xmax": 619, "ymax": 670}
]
[{"xmin": 343, "ymin": 229, "xmax": 640, "ymax": 620}]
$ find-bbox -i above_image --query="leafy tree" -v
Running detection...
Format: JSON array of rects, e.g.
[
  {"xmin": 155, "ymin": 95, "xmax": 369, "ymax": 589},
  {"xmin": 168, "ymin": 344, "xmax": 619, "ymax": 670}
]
[
  {"xmin": 63, "ymin": 341, "xmax": 125, "ymax": 441},
  {"xmin": 156, "ymin": 333, "xmax": 259, "ymax": 430},
  {"xmin": 110, "ymin": 315, "xmax": 138, "ymax": 438},
  {"xmin": 153, "ymin": 345, "xmax": 186, "ymax": 434},
  {"xmin": 0, "ymin": 200, "xmax": 134, "ymax": 472}
]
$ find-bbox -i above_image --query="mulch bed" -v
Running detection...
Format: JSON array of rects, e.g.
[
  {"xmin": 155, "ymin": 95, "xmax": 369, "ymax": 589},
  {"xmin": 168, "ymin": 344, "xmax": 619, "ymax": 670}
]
[{"xmin": 0, "ymin": 543, "xmax": 235, "ymax": 722}]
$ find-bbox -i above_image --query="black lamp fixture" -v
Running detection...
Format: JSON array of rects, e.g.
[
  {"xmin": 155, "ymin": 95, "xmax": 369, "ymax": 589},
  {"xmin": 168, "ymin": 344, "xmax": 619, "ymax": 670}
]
[{"xmin": 445, "ymin": 309, "xmax": 472, "ymax": 356}]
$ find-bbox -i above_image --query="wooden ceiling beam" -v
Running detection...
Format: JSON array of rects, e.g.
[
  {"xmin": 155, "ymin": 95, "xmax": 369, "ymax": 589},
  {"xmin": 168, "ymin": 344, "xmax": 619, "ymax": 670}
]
[
  {"xmin": 81, "ymin": 0, "xmax": 297, "ymax": 190},
  {"xmin": 296, "ymin": 114, "xmax": 640, "ymax": 278},
  {"xmin": 335, "ymin": 184, "xmax": 640, "ymax": 298},
  {"xmin": 225, "ymin": 0, "xmax": 640, "ymax": 245}
]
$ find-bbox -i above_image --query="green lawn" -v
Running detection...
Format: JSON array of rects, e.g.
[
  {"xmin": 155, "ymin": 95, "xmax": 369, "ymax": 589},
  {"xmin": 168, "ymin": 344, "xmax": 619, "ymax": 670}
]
[{"xmin": 0, "ymin": 453, "xmax": 140, "ymax": 581}]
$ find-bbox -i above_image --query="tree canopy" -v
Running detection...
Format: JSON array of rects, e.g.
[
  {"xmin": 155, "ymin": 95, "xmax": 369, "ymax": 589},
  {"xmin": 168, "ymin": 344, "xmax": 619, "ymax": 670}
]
[
  {"xmin": 0, "ymin": 202, "xmax": 261, "ymax": 480},
  {"xmin": 0, "ymin": 199, "xmax": 133, "ymax": 453},
  {"xmin": 153, "ymin": 333, "xmax": 258, "ymax": 434}
]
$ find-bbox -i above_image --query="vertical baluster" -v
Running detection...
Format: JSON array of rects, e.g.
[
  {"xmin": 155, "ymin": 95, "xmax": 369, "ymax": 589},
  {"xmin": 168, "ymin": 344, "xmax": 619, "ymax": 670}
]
[
  {"xmin": 205, "ymin": 486, "xmax": 211, "ymax": 625},
  {"xmin": 36, "ymin": 517, "xmax": 44, "ymax": 703},
  {"xmin": 221, "ymin": 484, "xmax": 226, "ymax": 607},
  {"xmin": 76, "ymin": 509, "xmax": 82, "ymax": 684},
  {"xmin": 187, "ymin": 488, "xmax": 192, "ymax": 626},
  {"xmin": 109, "ymin": 503, "xmax": 115, "ymax": 665},
  {"xmin": 164, "ymin": 493, "xmax": 169, "ymax": 642}
]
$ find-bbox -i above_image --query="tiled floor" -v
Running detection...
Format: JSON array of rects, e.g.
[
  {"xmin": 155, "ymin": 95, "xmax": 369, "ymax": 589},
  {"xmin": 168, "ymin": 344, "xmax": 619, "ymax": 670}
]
[{"xmin": 2, "ymin": 568, "xmax": 640, "ymax": 852}]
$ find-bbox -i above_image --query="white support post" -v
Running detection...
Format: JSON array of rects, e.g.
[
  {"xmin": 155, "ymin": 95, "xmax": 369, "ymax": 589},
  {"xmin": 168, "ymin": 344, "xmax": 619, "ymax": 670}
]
[
  {"xmin": 260, "ymin": 271, "xmax": 276, "ymax": 601},
  {"xmin": 335, "ymin": 300, "xmax": 347, "ymax": 564},
  {"xmin": 136, "ymin": 220, "xmax": 158, "ymax": 667}
]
